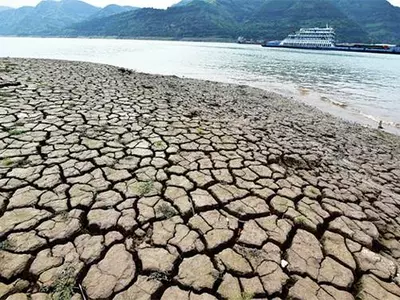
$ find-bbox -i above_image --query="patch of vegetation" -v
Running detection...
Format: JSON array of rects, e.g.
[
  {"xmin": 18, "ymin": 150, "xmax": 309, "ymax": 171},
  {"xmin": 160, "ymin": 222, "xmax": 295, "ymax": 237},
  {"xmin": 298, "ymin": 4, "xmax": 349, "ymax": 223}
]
[
  {"xmin": 136, "ymin": 181, "xmax": 154, "ymax": 196},
  {"xmin": 230, "ymin": 292, "xmax": 254, "ymax": 300},
  {"xmin": 1, "ymin": 158, "xmax": 14, "ymax": 167},
  {"xmin": 153, "ymin": 140, "xmax": 166, "ymax": 149},
  {"xmin": 0, "ymin": 240, "xmax": 11, "ymax": 250},
  {"xmin": 156, "ymin": 203, "xmax": 176, "ymax": 218},
  {"xmin": 196, "ymin": 127, "xmax": 206, "ymax": 135},
  {"xmin": 8, "ymin": 129, "xmax": 25, "ymax": 136},
  {"xmin": 294, "ymin": 215, "xmax": 309, "ymax": 226},
  {"xmin": 41, "ymin": 265, "xmax": 76, "ymax": 300}
]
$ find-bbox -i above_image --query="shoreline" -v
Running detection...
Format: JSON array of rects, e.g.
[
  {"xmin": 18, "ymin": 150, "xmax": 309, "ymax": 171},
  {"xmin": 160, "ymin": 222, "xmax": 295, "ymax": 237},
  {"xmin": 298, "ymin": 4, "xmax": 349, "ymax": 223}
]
[
  {"xmin": 0, "ymin": 34, "xmax": 237, "ymax": 43},
  {"xmin": 1, "ymin": 58, "xmax": 400, "ymax": 300},
  {"xmin": 1, "ymin": 37, "xmax": 399, "ymax": 134}
]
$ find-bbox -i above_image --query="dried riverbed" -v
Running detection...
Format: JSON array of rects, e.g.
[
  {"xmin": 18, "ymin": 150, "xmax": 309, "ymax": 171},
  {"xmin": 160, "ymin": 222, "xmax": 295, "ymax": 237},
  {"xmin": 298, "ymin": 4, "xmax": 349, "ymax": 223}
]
[{"xmin": 1, "ymin": 58, "xmax": 400, "ymax": 300}]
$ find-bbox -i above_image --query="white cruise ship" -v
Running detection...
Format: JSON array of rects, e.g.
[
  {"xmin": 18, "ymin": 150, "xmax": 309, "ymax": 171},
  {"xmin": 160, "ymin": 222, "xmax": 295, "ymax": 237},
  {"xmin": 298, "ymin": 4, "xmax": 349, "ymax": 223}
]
[
  {"xmin": 279, "ymin": 26, "xmax": 336, "ymax": 48},
  {"xmin": 262, "ymin": 26, "xmax": 400, "ymax": 54}
]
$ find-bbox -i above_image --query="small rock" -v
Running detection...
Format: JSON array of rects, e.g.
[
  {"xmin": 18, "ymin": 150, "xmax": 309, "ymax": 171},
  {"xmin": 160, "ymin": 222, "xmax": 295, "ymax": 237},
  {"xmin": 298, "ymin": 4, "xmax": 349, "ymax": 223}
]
[{"xmin": 281, "ymin": 259, "xmax": 288, "ymax": 268}]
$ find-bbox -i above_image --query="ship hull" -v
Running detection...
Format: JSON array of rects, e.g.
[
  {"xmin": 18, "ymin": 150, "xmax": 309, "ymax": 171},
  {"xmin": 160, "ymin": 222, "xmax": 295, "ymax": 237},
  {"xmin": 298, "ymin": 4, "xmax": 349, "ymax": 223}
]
[{"xmin": 262, "ymin": 44, "xmax": 400, "ymax": 55}]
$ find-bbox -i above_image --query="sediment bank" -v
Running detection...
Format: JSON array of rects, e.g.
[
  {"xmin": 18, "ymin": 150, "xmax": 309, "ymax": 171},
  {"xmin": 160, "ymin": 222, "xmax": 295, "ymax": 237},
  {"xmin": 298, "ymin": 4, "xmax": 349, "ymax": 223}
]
[{"xmin": 0, "ymin": 58, "xmax": 400, "ymax": 300}]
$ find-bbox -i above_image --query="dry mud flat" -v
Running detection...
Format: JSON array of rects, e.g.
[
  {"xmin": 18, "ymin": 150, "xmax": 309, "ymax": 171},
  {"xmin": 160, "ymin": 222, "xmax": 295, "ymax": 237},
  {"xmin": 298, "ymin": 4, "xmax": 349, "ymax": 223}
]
[{"xmin": 0, "ymin": 58, "xmax": 400, "ymax": 300}]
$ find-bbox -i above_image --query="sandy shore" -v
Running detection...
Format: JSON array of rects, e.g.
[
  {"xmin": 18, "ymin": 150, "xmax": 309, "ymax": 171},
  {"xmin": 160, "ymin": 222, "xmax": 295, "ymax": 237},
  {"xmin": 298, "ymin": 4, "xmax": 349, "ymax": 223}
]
[{"xmin": 0, "ymin": 58, "xmax": 400, "ymax": 300}]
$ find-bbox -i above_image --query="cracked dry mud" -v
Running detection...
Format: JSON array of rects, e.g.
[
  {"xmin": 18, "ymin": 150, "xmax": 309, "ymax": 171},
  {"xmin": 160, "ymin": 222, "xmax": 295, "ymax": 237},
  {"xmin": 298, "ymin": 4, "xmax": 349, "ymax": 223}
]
[{"xmin": 0, "ymin": 58, "xmax": 400, "ymax": 300}]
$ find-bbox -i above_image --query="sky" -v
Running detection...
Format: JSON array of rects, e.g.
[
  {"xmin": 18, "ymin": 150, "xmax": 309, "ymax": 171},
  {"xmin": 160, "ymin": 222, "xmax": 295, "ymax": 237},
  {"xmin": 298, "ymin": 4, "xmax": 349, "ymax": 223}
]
[{"xmin": 0, "ymin": 0, "xmax": 399, "ymax": 8}]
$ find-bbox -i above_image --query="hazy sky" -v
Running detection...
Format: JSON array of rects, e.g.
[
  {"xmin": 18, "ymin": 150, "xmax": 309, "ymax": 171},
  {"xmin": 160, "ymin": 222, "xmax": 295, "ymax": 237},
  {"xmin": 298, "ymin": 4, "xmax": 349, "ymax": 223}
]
[{"xmin": 0, "ymin": 0, "xmax": 399, "ymax": 8}]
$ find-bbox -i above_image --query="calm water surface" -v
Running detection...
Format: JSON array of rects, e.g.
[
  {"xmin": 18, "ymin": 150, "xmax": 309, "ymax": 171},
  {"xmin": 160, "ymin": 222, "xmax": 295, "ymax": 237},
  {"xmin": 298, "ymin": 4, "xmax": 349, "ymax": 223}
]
[{"xmin": 1, "ymin": 37, "xmax": 400, "ymax": 133}]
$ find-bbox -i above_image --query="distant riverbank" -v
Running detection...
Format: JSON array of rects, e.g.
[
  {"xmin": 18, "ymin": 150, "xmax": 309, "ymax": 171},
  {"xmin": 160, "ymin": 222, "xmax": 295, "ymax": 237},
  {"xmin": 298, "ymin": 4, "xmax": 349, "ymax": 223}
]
[{"xmin": 0, "ymin": 34, "xmax": 237, "ymax": 43}]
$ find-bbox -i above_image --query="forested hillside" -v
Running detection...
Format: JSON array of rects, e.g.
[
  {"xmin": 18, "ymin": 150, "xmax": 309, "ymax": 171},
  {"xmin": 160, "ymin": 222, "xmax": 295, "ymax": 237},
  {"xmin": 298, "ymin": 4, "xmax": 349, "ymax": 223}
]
[
  {"xmin": 0, "ymin": 0, "xmax": 399, "ymax": 43},
  {"xmin": 71, "ymin": 0, "xmax": 398, "ymax": 42}
]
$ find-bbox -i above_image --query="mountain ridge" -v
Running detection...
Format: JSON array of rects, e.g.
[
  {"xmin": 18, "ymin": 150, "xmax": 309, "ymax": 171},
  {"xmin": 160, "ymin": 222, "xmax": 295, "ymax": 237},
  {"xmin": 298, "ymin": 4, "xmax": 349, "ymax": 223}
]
[
  {"xmin": 0, "ymin": 0, "xmax": 141, "ymax": 36},
  {"xmin": 88, "ymin": 4, "xmax": 138, "ymax": 20},
  {"xmin": 69, "ymin": 0, "xmax": 391, "ymax": 42},
  {"xmin": 0, "ymin": 0, "xmax": 100, "ymax": 35},
  {"xmin": 0, "ymin": 0, "xmax": 399, "ymax": 43}
]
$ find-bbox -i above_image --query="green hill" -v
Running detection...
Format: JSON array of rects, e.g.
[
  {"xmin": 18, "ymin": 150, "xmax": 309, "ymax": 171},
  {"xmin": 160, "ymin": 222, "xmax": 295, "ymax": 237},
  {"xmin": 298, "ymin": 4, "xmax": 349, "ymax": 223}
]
[
  {"xmin": 0, "ymin": 0, "xmax": 399, "ymax": 43},
  {"xmin": 0, "ymin": 0, "xmax": 136, "ymax": 36},
  {"xmin": 71, "ymin": 1, "xmax": 237, "ymax": 38},
  {"xmin": 70, "ymin": 0, "xmax": 372, "ymax": 42},
  {"xmin": 0, "ymin": 0, "xmax": 100, "ymax": 35},
  {"xmin": 87, "ymin": 4, "xmax": 138, "ymax": 20},
  {"xmin": 241, "ymin": 0, "xmax": 370, "ymax": 42},
  {"xmin": 335, "ymin": 0, "xmax": 400, "ymax": 43}
]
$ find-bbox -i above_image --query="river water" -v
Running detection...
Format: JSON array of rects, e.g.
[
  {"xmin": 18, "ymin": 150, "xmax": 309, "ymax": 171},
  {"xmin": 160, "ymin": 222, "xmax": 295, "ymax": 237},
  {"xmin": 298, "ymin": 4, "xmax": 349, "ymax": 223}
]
[{"xmin": 1, "ymin": 37, "xmax": 399, "ymax": 133}]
